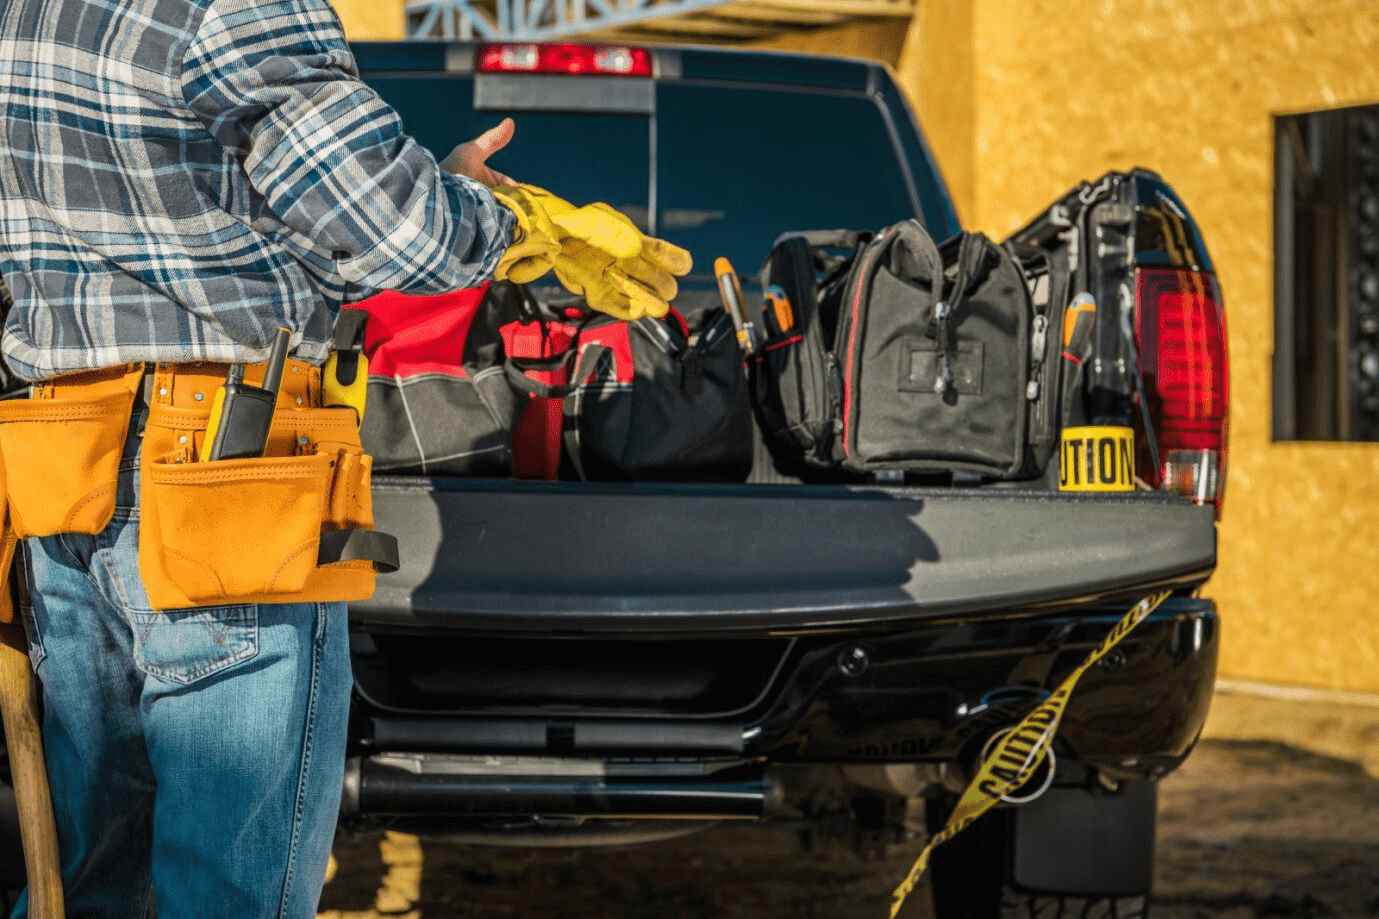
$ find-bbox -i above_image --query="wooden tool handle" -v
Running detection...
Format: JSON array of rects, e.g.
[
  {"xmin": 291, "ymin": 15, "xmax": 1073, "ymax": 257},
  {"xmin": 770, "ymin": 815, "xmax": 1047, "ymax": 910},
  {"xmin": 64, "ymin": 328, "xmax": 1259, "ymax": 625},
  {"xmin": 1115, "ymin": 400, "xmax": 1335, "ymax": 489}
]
[{"xmin": 0, "ymin": 622, "xmax": 64, "ymax": 918}]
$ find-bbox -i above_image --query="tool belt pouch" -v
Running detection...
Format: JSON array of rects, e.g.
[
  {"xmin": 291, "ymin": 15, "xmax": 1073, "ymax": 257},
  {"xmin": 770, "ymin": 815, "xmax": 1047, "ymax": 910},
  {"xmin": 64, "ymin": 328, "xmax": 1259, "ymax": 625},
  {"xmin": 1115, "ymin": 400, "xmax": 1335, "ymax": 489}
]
[
  {"xmin": 140, "ymin": 408, "xmax": 393, "ymax": 610},
  {"xmin": 0, "ymin": 368, "xmax": 140, "ymax": 538}
]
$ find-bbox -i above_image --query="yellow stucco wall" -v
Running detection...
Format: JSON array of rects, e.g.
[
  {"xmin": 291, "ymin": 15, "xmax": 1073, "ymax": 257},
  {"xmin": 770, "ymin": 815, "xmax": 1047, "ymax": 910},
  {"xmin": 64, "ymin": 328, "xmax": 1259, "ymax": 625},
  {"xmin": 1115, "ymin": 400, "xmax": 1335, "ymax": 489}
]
[
  {"xmin": 333, "ymin": 0, "xmax": 405, "ymax": 40},
  {"xmin": 745, "ymin": 19, "xmax": 909, "ymax": 64},
  {"xmin": 901, "ymin": 0, "xmax": 1379, "ymax": 692}
]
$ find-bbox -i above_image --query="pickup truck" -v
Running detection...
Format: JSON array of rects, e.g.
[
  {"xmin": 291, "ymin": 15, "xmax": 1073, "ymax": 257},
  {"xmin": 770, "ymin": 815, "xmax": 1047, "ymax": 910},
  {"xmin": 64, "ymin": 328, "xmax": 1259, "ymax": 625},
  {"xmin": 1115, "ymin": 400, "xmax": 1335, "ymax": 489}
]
[{"xmin": 340, "ymin": 41, "xmax": 1224, "ymax": 919}]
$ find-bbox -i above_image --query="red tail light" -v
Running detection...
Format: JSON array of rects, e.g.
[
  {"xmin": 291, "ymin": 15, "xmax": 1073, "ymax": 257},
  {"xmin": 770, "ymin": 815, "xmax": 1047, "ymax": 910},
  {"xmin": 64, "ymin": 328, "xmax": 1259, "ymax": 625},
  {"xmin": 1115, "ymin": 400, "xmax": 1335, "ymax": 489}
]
[
  {"xmin": 477, "ymin": 43, "xmax": 652, "ymax": 78},
  {"xmin": 1134, "ymin": 268, "xmax": 1229, "ymax": 513}
]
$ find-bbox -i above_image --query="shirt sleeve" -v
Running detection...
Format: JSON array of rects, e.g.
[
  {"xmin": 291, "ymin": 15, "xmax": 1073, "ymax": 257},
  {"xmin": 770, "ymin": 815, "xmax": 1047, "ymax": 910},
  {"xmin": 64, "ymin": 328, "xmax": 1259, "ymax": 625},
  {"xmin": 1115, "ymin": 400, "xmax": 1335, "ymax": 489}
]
[{"xmin": 179, "ymin": 0, "xmax": 514, "ymax": 295}]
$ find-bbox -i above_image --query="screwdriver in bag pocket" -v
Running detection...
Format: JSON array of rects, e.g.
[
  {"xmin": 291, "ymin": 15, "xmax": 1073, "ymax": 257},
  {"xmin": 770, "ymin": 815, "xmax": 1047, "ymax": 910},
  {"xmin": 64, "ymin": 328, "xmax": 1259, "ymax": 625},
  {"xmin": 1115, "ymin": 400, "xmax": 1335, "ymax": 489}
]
[
  {"xmin": 713, "ymin": 257, "xmax": 759, "ymax": 356},
  {"xmin": 764, "ymin": 285, "xmax": 795, "ymax": 335},
  {"xmin": 200, "ymin": 326, "xmax": 292, "ymax": 461}
]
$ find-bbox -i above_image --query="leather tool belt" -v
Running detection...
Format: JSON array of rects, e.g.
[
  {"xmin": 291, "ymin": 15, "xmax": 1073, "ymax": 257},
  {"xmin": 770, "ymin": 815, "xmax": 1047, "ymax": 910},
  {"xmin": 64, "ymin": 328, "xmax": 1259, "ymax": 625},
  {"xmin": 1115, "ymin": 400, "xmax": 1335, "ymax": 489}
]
[{"xmin": 0, "ymin": 361, "xmax": 398, "ymax": 616}]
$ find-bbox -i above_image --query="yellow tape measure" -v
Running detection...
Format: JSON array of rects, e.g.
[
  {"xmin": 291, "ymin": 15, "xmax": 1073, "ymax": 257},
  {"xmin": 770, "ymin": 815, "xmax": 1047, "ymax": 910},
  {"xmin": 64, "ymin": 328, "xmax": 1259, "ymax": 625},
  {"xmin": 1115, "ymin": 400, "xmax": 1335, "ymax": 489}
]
[
  {"xmin": 888, "ymin": 590, "xmax": 1173, "ymax": 918},
  {"xmin": 323, "ymin": 350, "xmax": 369, "ymax": 422},
  {"xmin": 1059, "ymin": 425, "xmax": 1134, "ymax": 492}
]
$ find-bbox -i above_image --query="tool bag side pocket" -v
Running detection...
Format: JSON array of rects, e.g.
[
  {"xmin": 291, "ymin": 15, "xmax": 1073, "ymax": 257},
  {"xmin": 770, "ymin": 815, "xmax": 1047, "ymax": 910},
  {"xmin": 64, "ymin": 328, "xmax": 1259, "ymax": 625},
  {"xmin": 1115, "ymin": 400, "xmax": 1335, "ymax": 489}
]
[
  {"xmin": 0, "ymin": 371, "xmax": 139, "ymax": 537},
  {"xmin": 749, "ymin": 232, "xmax": 860, "ymax": 472}
]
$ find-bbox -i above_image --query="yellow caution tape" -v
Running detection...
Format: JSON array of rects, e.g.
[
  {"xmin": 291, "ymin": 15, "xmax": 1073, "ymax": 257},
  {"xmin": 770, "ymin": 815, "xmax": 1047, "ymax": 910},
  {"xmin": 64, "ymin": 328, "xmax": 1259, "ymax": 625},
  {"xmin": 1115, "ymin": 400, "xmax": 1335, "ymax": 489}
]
[
  {"xmin": 1059, "ymin": 425, "xmax": 1135, "ymax": 493},
  {"xmin": 889, "ymin": 589, "xmax": 1173, "ymax": 918}
]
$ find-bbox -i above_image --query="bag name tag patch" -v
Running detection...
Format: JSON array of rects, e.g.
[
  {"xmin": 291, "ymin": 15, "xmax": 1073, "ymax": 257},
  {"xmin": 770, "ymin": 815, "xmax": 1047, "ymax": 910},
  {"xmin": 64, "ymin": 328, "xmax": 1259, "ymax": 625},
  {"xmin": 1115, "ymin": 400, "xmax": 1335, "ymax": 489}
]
[
  {"xmin": 900, "ymin": 341, "xmax": 983, "ymax": 395},
  {"xmin": 1058, "ymin": 425, "xmax": 1134, "ymax": 492}
]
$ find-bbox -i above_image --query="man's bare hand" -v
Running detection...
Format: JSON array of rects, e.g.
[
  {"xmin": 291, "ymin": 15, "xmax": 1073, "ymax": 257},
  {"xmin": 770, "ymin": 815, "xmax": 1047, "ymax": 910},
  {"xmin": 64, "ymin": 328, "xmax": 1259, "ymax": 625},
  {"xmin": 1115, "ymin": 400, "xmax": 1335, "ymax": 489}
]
[{"xmin": 442, "ymin": 118, "xmax": 516, "ymax": 186}]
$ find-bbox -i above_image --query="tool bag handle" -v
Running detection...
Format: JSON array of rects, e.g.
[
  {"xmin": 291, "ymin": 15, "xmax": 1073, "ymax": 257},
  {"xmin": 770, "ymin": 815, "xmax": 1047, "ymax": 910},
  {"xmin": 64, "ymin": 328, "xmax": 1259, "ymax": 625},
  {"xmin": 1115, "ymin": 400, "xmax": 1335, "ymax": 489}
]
[
  {"xmin": 504, "ymin": 351, "xmax": 578, "ymax": 399},
  {"xmin": 560, "ymin": 343, "xmax": 617, "ymax": 482},
  {"xmin": 922, "ymin": 231, "xmax": 987, "ymax": 395},
  {"xmin": 766, "ymin": 229, "xmax": 871, "ymax": 291}
]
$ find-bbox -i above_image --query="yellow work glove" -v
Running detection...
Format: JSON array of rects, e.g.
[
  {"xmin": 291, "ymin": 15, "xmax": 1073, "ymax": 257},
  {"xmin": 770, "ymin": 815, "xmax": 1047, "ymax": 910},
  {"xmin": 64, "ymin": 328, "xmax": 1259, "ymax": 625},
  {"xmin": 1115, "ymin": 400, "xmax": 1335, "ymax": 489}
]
[{"xmin": 489, "ymin": 184, "xmax": 692, "ymax": 320}]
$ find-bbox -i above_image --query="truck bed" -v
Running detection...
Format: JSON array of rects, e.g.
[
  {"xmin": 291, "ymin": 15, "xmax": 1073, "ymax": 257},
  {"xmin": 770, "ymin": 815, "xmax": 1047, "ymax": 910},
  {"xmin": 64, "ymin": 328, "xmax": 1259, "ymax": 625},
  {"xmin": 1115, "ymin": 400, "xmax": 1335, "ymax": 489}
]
[{"xmin": 353, "ymin": 478, "xmax": 1216, "ymax": 633}]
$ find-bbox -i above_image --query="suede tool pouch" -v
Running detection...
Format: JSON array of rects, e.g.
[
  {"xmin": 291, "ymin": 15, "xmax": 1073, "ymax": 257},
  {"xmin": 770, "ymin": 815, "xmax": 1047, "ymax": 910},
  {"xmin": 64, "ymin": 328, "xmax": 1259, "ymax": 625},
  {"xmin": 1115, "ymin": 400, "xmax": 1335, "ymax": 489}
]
[
  {"xmin": 0, "ymin": 367, "xmax": 141, "ymax": 537},
  {"xmin": 140, "ymin": 401, "xmax": 386, "ymax": 611},
  {"xmin": 146, "ymin": 452, "xmax": 335, "ymax": 603}
]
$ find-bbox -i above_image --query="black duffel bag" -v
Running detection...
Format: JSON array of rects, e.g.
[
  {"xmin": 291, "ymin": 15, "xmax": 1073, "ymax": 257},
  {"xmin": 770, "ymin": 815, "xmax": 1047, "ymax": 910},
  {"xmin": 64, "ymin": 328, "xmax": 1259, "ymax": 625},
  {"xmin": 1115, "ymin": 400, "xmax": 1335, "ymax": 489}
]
[{"xmin": 505, "ymin": 303, "xmax": 754, "ymax": 483}]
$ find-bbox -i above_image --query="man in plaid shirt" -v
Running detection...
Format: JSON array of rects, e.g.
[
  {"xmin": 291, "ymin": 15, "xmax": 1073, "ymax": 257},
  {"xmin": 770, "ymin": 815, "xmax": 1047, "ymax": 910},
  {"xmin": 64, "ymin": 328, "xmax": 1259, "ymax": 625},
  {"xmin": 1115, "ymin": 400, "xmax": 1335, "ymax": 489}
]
[{"xmin": 0, "ymin": 0, "xmax": 690, "ymax": 915}]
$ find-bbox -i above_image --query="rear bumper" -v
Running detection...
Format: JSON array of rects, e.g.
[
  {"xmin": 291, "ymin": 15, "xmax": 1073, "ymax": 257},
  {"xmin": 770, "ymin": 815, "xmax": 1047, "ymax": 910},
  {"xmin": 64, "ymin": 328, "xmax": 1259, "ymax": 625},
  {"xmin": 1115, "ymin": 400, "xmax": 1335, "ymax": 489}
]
[
  {"xmin": 351, "ymin": 599, "xmax": 1218, "ymax": 784},
  {"xmin": 354, "ymin": 477, "xmax": 1216, "ymax": 632},
  {"xmin": 347, "ymin": 480, "xmax": 1218, "ymax": 827}
]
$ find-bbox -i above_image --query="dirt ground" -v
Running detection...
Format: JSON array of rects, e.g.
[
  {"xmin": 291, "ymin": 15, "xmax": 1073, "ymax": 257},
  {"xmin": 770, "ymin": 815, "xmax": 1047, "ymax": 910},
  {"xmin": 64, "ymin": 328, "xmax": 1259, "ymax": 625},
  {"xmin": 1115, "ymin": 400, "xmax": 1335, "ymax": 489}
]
[{"xmin": 319, "ymin": 689, "xmax": 1379, "ymax": 919}]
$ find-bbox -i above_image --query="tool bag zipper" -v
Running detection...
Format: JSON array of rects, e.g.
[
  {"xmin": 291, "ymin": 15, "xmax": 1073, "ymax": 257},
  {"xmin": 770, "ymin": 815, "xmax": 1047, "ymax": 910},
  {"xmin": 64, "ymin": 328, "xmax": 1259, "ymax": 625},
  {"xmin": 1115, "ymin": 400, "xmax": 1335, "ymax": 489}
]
[{"xmin": 835, "ymin": 225, "xmax": 899, "ymax": 464}]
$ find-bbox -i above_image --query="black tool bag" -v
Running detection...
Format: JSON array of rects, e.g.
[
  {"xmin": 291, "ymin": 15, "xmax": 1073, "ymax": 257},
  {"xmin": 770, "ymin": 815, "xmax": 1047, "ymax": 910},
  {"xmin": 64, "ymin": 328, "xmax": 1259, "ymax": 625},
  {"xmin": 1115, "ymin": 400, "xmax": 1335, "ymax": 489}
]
[
  {"xmin": 504, "ymin": 304, "xmax": 754, "ymax": 483},
  {"xmin": 564, "ymin": 309, "xmax": 753, "ymax": 482},
  {"xmin": 749, "ymin": 230, "xmax": 861, "ymax": 472},
  {"xmin": 752, "ymin": 221, "xmax": 1053, "ymax": 480}
]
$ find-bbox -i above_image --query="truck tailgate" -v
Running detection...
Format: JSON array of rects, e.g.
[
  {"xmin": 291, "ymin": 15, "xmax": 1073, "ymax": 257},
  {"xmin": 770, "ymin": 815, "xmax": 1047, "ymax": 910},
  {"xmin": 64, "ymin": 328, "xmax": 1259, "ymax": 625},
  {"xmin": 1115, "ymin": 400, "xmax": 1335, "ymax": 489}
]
[{"xmin": 353, "ymin": 478, "xmax": 1215, "ymax": 632}]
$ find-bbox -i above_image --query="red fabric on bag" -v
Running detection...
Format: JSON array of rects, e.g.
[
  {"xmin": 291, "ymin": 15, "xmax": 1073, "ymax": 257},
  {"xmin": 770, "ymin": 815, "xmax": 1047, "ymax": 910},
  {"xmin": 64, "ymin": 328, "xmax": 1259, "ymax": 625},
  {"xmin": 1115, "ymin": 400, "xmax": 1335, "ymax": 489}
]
[
  {"xmin": 500, "ymin": 319, "xmax": 581, "ymax": 480},
  {"xmin": 344, "ymin": 285, "xmax": 490, "ymax": 379},
  {"xmin": 573, "ymin": 321, "xmax": 637, "ymax": 385}
]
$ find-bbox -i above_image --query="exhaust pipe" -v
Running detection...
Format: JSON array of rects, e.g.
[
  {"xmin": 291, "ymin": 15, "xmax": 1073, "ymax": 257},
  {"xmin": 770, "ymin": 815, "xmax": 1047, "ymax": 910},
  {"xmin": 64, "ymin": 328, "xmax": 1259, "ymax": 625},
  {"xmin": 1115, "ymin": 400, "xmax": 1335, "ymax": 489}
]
[
  {"xmin": 940, "ymin": 725, "xmax": 1058, "ymax": 805},
  {"xmin": 343, "ymin": 754, "xmax": 781, "ymax": 821},
  {"xmin": 975, "ymin": 725, "xmax": 1057, "ymax": 804}
]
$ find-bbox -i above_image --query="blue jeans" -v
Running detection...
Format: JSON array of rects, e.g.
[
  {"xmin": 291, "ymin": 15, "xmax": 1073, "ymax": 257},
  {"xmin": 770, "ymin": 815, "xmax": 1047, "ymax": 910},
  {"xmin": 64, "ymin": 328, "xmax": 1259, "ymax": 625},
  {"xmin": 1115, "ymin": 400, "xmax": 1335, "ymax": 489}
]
[{"xmin": 12, "ymin": 406, "xmax": 352, "ymax": 918}]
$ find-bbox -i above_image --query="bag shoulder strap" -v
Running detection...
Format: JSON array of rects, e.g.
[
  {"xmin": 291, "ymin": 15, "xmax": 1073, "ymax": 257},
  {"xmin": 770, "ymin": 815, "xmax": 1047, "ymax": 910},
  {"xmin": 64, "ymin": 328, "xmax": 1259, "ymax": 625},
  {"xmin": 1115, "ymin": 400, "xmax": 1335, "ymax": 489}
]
[{"xmin": 927, "ymin": 231, "xmax": 988, "ymax": 395}]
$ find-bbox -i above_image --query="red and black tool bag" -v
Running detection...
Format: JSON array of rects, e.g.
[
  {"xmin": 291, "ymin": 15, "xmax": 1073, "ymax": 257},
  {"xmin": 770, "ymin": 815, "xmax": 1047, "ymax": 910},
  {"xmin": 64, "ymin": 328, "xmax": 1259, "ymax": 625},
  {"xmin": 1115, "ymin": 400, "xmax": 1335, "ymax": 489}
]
[
  {"xmin": 501, "ymin": 305, "xmax": 752, "ymax": 482},
  {"xmin": 350, "ymin": 283, "xmax": 752, "ymax": 482},
  {"xmin": 348, "ymin": 285, "xmax": 520, "ymax": 476}
]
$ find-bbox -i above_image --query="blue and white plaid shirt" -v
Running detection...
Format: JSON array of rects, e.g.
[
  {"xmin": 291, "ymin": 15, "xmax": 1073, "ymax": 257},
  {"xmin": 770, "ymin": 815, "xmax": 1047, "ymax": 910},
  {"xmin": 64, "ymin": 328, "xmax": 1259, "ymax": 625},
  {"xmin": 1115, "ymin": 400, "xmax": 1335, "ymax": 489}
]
[{"xmin": 0, "ymin": 0, "xmax": 514, "ymax": 381}]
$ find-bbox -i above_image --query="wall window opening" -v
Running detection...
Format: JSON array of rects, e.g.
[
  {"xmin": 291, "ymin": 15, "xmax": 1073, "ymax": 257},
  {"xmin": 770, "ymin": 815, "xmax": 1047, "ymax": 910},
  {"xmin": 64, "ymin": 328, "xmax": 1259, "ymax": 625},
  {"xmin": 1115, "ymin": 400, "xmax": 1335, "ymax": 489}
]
[{"xmin": 1273, "ymin": 104, "xmax": 1379, "ymax": 441}]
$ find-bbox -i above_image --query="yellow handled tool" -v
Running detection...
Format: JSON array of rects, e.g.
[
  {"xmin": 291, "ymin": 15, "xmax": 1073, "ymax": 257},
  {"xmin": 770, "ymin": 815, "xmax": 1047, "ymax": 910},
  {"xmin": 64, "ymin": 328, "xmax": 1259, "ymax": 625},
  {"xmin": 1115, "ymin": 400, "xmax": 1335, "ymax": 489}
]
[
  {"xmin": 713, "ymin": 257, "xmax": 758, "ymax": 356},
  {"xmin": 322, "ymin": 309, "xmax": 369, "ymax": 423},
  {"xmin": 764, "ymin": 285, "xmax": 795, "ymax": 335},
  {"xmin": 0, "ymin": 623, "xmax": 63, "ymax": 919},
  {"xmin": 0, "ymin": 534, "xmax": 64, "ymax": 919}
]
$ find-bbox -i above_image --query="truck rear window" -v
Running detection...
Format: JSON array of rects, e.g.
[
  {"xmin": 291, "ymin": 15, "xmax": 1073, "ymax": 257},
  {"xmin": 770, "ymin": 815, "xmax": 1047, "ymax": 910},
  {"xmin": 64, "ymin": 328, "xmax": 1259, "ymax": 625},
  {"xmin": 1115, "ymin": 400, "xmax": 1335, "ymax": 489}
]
[
  {"xmin": 363, "ymin": 71, "xmax": 920, "ymax": 288},
  {"xmin": 364, "ymin": 76, "xmax": 651, "ymax": 224},
  {"xmin": 655, "ymin": 83, "xmax": 916, "ymax": 280}
]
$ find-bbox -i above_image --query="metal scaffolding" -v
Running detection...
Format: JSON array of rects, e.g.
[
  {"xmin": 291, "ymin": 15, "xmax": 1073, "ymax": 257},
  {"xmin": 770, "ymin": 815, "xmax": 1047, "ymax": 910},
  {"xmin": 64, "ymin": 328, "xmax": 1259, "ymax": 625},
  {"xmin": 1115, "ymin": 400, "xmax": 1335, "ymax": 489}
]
[{"xmin": 405, "ymin": 0, "xmax": 915, "ymax": 43}]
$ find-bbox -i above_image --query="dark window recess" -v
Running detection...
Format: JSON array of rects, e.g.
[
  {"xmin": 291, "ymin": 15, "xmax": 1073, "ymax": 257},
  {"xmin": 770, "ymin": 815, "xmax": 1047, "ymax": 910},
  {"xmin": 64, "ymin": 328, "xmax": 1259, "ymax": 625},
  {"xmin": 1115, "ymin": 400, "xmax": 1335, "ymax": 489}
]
[
  {"xmin": 1274, "ymin": 105, "xmax": 1379, "ymax": 441},
  {"xmin": 365, "ymin": 75, "xmax": 652, "ymax": 228},
  {"xmin": 355, "ymin": 634, "xmax": 792, "ymax": 719},
  {"xmin": 655, "ymin": 83, "xmax": 917, "ymax": 293}
]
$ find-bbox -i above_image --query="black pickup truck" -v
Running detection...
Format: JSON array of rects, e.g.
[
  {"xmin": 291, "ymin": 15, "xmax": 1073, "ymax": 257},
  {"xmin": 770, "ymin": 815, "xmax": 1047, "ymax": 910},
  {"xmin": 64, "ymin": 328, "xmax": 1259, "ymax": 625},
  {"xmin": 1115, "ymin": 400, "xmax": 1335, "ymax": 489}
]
[{"xmin": 341, "ymin": 41, "xmax": 1224, "ymax": 918}]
